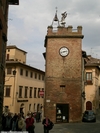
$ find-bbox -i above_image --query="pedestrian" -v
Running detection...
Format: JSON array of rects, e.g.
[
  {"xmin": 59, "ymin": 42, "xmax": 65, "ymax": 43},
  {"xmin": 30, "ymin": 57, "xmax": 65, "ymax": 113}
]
[
  {"xmin": 21, "ymin": 112, "xmax": 25, "ymax": 119},
  {"xmin": 4, "ymin": 112, "xmax": 13, "ymax": 131},
  {"xmin": 25, "ymin": 112, "xmax": 35, "ymax": 133},
  {"xmin": 36, "ymin": 111, "xmax": 39, "ymax": 122},
  {"xmin": 16, "ymin": 113, "xmax": 24, "ymax": 131},
  {"xmin": 2, "ymin": 113, "xmax": 7, "ymax": 130},
  {"xmin": 25, "ymin": 112, "xmax": 30, "ymax": 120},
  {"xmin": 12, "ymin": 113, "xmax": 18, "ymax": 131},
  {"xmin": 33, "ymin": 112, "xmax": 36, "ymax": 122},
  {"xmin": 42, "ymin": 116, "xmax": 51, "ymax": 133}
]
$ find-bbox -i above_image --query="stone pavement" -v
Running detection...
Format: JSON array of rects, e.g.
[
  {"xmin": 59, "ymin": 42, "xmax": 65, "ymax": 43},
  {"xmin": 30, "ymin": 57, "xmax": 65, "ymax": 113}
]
[
  {"xmin": 34, "ymin": 114, "xmax": 100, "ymax": 133},
  {"xmin": 22, "ymin": 114, "xmax": 100, "ymax": 133},
  {"xmin": 34, "ymin": 122, "xmax": 68, "ymax": 133}
]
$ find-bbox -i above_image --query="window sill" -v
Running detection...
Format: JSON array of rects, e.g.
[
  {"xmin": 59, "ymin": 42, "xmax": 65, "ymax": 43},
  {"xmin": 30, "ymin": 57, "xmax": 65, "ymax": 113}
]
[{"xmin": 86, "ymin": 81, "xmax": 93, "ymax": 85}]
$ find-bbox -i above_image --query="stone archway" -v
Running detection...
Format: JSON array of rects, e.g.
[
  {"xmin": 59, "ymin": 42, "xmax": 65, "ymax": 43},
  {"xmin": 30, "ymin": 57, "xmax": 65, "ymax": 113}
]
[{"xmin": 86, "ymin": 101, "xmax": 92, "ymax": 110}]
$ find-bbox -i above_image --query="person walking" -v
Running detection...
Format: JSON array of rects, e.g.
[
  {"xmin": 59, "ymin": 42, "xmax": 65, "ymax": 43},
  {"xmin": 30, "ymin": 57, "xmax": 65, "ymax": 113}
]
[
  {"xmin": 36, "ymin": 111, "xmax": 40, "ymax": 122},
  {"xmin": 25, "ymin": 113, "xmax": 35, "ymax": 133},
  {"xmin": 42, "ymin": 116, "xmax": 50, "ymax": 133},
  {"xmin": 16, "ymin": 113, "xmax": 24, "ymax": 131}
]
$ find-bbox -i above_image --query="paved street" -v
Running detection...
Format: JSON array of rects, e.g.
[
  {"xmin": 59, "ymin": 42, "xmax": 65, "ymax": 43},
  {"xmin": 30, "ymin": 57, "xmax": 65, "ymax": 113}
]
[
  {"xmin": 33, "ymin": 115, "xmax": 100, "ymax": 133},
  {"xmin": 34, "ymin": 122, "xmax": 100, "ymax": 133}
]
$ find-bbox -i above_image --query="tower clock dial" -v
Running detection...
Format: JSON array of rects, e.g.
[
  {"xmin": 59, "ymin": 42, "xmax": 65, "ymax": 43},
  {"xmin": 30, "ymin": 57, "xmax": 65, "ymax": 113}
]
[{"xmin": 59, "ymin": 47, "xmax": 69, "ymax": 57}]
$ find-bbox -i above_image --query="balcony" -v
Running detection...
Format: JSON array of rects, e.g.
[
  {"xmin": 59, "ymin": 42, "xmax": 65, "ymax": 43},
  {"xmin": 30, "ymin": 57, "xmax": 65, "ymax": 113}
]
[{"xmin": 8, "ymin": 0, "xmax": 19, "ymax": 5}]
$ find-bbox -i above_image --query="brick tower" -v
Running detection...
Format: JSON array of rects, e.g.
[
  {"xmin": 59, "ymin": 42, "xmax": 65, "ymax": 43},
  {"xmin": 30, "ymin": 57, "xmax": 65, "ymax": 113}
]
[{"xmin": 44, "ymin": 11, "xmax": 84, "ymax": 123}]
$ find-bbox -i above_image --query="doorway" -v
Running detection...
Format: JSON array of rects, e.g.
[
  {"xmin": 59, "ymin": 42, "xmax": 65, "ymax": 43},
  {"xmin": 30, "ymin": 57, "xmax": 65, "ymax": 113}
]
[
  {"xmin": 86, "ymin": 101, "xmax": 92, "ymax": 110},
  {"xmin": 56, "ymin": 103, "xmax": 69, "ymax": 123},
  {"xmin": 20, "ymin": 103, "xmax": 25, "ymax": 115}
]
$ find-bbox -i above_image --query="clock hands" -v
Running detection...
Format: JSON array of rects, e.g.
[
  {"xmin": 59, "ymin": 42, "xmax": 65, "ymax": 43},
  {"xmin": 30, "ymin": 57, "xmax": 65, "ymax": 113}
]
[{"xmin": 61, "ymin": 51, "xmax": 67, "ymax": 53}]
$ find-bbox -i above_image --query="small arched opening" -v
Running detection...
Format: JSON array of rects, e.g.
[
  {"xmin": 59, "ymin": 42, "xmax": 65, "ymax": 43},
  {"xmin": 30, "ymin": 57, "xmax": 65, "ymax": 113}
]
[{"xmin": 86, "ymin": 101, "xmax": 92, "ymax": 110}]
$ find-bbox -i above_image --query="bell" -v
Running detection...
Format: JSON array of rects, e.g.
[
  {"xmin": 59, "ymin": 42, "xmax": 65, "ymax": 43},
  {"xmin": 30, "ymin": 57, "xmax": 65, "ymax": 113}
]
[{"xmin": 53, "ymin": 14, "xmax": 59, "ymax": 21}]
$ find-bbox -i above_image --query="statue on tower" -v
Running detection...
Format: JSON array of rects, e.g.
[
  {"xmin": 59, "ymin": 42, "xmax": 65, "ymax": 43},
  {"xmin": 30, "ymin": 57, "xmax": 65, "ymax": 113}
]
[
  {"xmin": 60, "ymin": 11, "xmax": 67, "ymax": 27},
  {"xmin": 51, "ymin": 8, "xmax": 68, "ymax": 29}
]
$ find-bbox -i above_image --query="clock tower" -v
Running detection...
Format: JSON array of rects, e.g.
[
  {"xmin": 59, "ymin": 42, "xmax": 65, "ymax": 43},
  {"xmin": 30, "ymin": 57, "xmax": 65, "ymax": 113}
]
[{"xmin": 43, "ymin": 11, "xmax": 84, "ymax": 123}]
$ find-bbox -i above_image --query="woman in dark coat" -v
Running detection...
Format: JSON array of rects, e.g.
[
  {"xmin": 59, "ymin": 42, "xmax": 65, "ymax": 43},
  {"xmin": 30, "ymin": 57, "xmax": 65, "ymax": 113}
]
[{"xmin": 42, "ymin": 116, "xmax": 51, "ymax": 133}]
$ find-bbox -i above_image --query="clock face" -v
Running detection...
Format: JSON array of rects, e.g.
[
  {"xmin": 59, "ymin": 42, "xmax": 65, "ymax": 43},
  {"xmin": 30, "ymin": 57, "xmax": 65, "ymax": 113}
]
[{"xmin": 59, "ymin": 47, "xmax": 69, "ymax": 57}]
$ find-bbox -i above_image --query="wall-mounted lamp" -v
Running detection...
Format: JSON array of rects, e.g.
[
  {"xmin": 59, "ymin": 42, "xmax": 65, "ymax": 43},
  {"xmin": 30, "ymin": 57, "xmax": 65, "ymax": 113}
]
[
  {"xmin": 5, "ymin": 70, "xmax": 16, "ymax": 82},
  {"xmin": 81, "ymin": 91, "xmax": 86, "ymax": 100},
  {"xmin": 13, "ymin": 70, "xmax": 16, "ymax": 76},
  {"xmin": 16, "ymin": 92, "xmax": 18, "ymax": 95},
  {"xmin": 16, "ymin": 92, "xmax": 18, "ymax": 99}
]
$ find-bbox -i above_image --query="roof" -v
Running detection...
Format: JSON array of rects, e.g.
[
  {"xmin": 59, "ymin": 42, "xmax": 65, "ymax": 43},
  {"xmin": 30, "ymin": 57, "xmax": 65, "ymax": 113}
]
[
  {"xmin": 85, "ymin": 55, "xmax": 100, "ymax": 68},
  {"xmin": 6, "ymin": 45, "xmax": 27, "ymax": 54},
  {"xmin": 6, "ymin": 61, "xmax": 45, "ymax": 74}
]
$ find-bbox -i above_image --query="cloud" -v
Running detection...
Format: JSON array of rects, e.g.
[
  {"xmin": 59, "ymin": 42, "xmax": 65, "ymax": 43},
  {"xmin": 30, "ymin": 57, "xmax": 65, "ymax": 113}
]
[{"xmin": 8, "ymin": 0, "xmax": 100, "ymax": 70}]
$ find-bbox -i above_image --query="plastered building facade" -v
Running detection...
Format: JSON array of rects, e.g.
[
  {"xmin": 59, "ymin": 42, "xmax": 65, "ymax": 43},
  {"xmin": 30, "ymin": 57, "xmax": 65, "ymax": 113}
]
[
  {"xmin": 4, "ymin": 45, "xmax": 45, "ymax": 116},
  {"xmin": 84, "ymin": 56, "xmax": 100, "ymax": 113}
]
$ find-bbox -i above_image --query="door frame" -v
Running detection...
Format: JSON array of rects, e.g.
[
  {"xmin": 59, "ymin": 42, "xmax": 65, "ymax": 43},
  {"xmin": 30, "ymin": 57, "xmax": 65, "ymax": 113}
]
[{"xmin": 56, "ymin": 103, "xmax": 69, "ymax": 123}]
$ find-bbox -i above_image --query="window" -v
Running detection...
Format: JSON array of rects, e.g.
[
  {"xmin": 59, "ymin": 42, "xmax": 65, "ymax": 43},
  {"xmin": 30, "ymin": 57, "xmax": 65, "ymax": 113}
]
[
  {"xmin": 42, "ymin": 75, "xmax": 44, "ymax": 80},
  {"xmin": 29, "ymin": 87, "xmax": 32, "ymax": 98},
  {"xmin": 38, "ymin": 88, "xmax": 40, "ymax": 98},
  {"xmin": 7, "ymin": 68, "xmax": 12, "ymax": 74},
  {"xmin": 6, "ymin": 54, "xmax": 9, "ymax": 60},
  {"xmin": 86, "ymin": 72, "xmax": 93, "ymax": 85},
  {"xmin": 5, "ymin": 86, "xmax": 10, "ymax": 97},
  {"xmin": 8, "ymin": 49, "xmax": 10, "ymax": 52},
  {"xmin": 30, "ymin": 72, "xmax": 33, "ymax": 78},
  {"xmin": 38, "ymin": 74, "xmax": 41, "ymax": 80},
  {"xmin": 20, "ymin": 69, "xmax": 23, "ymax": 75},
  {"xmin": 29, "ymin": 104, "xmax": 31, "ymax": 111},
  {"xmin": 86, "ymin": 72, "xmax": 92, "ymax": 80},
  {"xmin": 60, "ymin": 85, "xmax": 65, "ymax": 92},
  {"xmin": 42, "ymin": 88, "xmax": 44, "ymax": 98},
  {"xmin": 34, "ymin": 87, "xmax": 37, "ymax": 98},
  {"xmin": 19, "ymin": 86, "xmax": 23, "ymax": 98},
  {"xmin": 35, "ymin": 73, "xmax": 37, "ymax": 79},
  {"xmin": 25, "ymin": 86, "xmax": 28, "ymax": 98},
  {"xmin": 26, "ymin": 70, "xmax": 28, "ymax": 77}
]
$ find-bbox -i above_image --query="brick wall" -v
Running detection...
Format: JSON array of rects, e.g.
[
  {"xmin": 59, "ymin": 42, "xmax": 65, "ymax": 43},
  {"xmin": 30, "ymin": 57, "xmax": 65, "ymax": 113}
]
[{"xmin": 44, "ymin": 26, "xmax": 84, "ymax": 123}]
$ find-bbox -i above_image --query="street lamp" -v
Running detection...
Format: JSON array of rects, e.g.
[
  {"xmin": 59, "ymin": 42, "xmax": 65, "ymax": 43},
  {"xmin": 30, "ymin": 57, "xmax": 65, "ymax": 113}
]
[
  {"xmin": 5, "ymin": 70, "xmax": 16, "ymax": 82},
  {"xmin": 81, "ymin": 91, "xmax": 86, "ymax": 100},
  {"xmin": 12, "ymin": 70, "xmax": 16, "ymax": 76}
]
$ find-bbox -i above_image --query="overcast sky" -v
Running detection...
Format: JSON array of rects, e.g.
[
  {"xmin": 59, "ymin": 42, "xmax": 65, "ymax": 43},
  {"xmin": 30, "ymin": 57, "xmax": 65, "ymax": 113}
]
[{"xmin": 8, "ymin": 0, "xmax": 100, "ymax": 71}]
